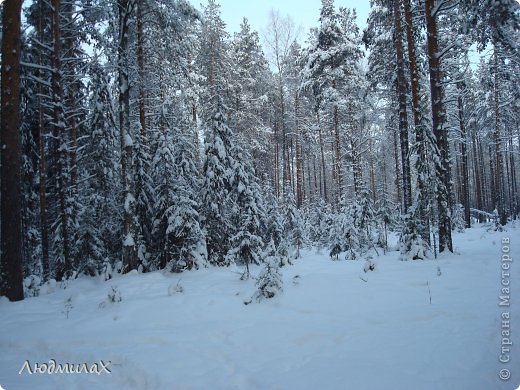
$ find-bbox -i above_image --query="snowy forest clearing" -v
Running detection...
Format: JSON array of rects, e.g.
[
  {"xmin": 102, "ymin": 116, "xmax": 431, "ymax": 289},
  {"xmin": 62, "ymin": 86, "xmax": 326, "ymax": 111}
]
[{"xmin": 1, "ymin": 225, "xmax": 518, "ymax": 390}]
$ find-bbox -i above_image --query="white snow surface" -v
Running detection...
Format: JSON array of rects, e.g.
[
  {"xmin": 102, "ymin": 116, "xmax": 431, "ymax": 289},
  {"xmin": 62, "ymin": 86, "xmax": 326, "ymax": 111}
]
[{"xmin": 1, "ymin": 225, "xmax": 518, "ymax": 390}]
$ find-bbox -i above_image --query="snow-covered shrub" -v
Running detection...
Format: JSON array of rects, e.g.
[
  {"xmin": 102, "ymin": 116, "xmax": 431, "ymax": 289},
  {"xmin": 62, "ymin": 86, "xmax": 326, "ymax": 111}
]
[
  {"xmin": 99, "ymin": 286, "xmax": 122, "ymax": 308},
  {"xmin": 490, "ymin": 209, "xmax": 505, "ymax": 232},
  {"xmin": 108, "ymin": 286, "xmax": 122, "ymax": 303},
  {"xmin": 363, "ymin": 258, "xmax": 376, "ymax": 273},
  {"xmin": 23, "ymin": 275, "xmax": 42, "ymax": 297},
  {"xmin": 399, "ymin": 212, "xmax": 431, "ymax": 260},
  {"xmin": 39, "ymin": 279, "xmax": 57, "ymax": 295},
  {"xmin": 102, "ymin": 261, "xmax": 113, "ymax": 281},
  {"xmin": 253, "ymin": 256, "xmax": 283, "ymax": 301}
]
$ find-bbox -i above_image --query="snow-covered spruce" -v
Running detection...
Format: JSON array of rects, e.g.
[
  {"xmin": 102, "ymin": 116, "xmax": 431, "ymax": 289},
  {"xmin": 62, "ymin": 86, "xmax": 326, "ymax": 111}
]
[
  {"xmin": 99, "ymin": 286, "xmax": 122, "ymax": 308},
  {"xmin": 399, "ymin": 210, "xmax": 431, "ymax": 261},
  {"xmin": 251, "ymin": 245, "xmax": 283, "ymax": 302}
]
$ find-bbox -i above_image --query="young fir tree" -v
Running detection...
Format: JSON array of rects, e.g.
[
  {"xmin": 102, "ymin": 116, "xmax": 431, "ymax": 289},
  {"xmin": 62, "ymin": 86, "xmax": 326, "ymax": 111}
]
[
  {"xmin": 76, "ymin": 63, "xmax": 121, "ymax": 277},
  {"xmin": 201, "ymin": 101, "xmax": 235, "ymax": 266},
  {"xmin": 329, "ymin": 196, "xmax": 362, "ymax": 261},
  {"xmin": 151, "ymin": 100, "xmax": 208, "ymax": 272},
  {"xmin": 226, "ymin": 142, "xmax": 266, "ymax": 278},
  {"xmin": 252, "ymin": 240, "xmax": 283, "ymax": 302},
  {"xmin": 262, "ymin": 182, "xmax": 292, "ymax": 267},
  {"xmin": 282, "ymin": 193, "xmax": 303, "ymax": 260},
  {"xmin": 399, "ymin": 203, "xmax": 432, "ymax": 261}
]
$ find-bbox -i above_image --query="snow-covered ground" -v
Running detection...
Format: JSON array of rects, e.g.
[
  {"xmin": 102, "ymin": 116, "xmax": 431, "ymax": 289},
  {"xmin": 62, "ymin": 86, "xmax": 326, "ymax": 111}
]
[{"xmin": 1, "ymin": 224, "xmax": 518, "ymax": 390}]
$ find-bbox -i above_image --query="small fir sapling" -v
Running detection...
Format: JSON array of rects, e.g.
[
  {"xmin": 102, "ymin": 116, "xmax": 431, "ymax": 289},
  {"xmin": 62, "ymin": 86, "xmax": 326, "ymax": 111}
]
[
  {"xmin": 363, "ymin": 258, "xmax": 376, "ymax": 272},
  {"xmin": 99, "ymin": 286, "xmax": 122, "ymax": 308},
  {"xmin": 251, "ymin": 252, "xmax": 283, "ymax": 302}
]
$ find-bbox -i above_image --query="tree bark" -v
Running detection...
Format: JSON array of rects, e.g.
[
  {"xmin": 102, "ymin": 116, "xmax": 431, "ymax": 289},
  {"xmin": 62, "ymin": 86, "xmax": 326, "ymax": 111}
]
[
  {"xmin": 403, "ymin": 0, "xmax": 431, "ymax": 240},
  {"xmin": 493, "ymin": 45, "xmax": 507, "ymax": 225},
  {"xmin": 51, "ymin": 0, "xmax": 72, "ymax": 277},
  {"xmin": 472, "ymin": 136, "xmax": 484, "ymax": 222},
  {"xmin": 424, "ymin": 0, "xmax": 453, "ymax": 252},
  {"xmin": 317, "ymin": 112, "xmax": 328, "ymax": 202},
  {"xmin": 332, "ymin": 83, "xmax": 343, "ymax": 198},
  {"xmin": 393, "ymin": 0, "xmax": 412, "ymax": 212},
  {"xmin": 65, "ymin": 0, "xmax": 78, "ymax": 188},
  {"xmin": 392, "ymin": 121, "xmax": 402, "ymax": 209},
  {"xmin": 1, "ymin": 0, "xmax": 25, "ymax": 301},
  {"xmin": 118, "ymin": 0, "xmax": 139, "ymax": 272},
  {"xmin": 457, "ymin": 81, "xmax": 471, "ymax": 228},
  {"xmin": 295, "ymin": 93, "xmax": 304, "ymax": 208},
  {"xmin": 37, "ymin": 0, "xmax": 50, "ymax": 280},
  {"xmin": 137, "ymin": 0, "xmax": 147, "ymax": 136}
]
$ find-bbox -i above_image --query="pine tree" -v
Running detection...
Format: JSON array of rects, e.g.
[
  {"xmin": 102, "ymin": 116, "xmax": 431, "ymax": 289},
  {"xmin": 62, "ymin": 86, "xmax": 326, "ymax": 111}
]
[
  {"xmin": 0, "ymin": 0, "xmax": 25, "ymax": 301},
  {"xmin": 424, "ymin": 0, "xmax": 454, "ymax": 253}
]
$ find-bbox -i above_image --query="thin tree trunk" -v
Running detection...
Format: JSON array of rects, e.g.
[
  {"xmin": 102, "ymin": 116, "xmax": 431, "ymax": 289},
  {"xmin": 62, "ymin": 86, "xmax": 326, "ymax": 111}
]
[
  {"xmin": 317, "ymin": 112, "xmax": 327, "ymax": 202},
  {"xmin": 507, "ymin": 128, "xmax": 518, "ymax": 216},
  {"xmin": 489, "ymin": 144, "xmax": 496, "ymax": 213},
  {"xmin": 425, "ymin": 0, "xmax": 453, "ymax": 252},
  {"xmin": 393, "ymin": 0, "xmax": 412, "ymax": 212},
  {"xmin": 295, "ymin": 93, "xmax": 304, "ymax": 208},
  {"xmin": 273, "ymin": 114, "xmax": 279, "ymax": 197},
  {"xmin": 352, "ymin": 138, "xmax": 362, "ymax": 195},
  {"xmin": 392, "ymin": 122, "xmax": 402, "ymax": 209},
  {"xmin": 369, "ymin": 139, "xmax": 376, "ymax": 201},
  {"xmin": 37, "ymin": 0, "xmax": 50, "ymax": 280},
  {"xmin": 457, "ymin": 82, "xmax": 471, "ymax": 227},
  {"xmin": 137, "ymin": 0, "xmax": 146, "ymax": 136},
  {"xmin": 493, "ymin": 45, "xmax": 507, "ymax": 225},
  {"xmin": 280, "ymin": 83, "xmax": 290, "ymax": 196},
  {"xmin": 52, "ymin": 0, "xmax": 72, "ymax": 277},
  {"xmin": 472, "ymin": 136, "xmax": 483, "ymax": 221},
  {"xmin": 1, "ymin": 0, "xmax": 24, "ymax": 301},
  {"xmin": 65, "ymin": 0, "xmax": 78, "ymax": 188},
  {"xmin": 333, "ymin": 103, "xmax": 343, "ymax": 198}
]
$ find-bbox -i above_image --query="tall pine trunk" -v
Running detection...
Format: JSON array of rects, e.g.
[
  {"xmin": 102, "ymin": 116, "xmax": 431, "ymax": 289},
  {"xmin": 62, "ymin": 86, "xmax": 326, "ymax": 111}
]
[
  {"xmin": 493, "ymin": 45, "xmax": 507, "ymax": 225},
  {"xmin": 425, "ymin": 0, "xmax": 453, "ymax": 253},
  {"xmin": 472, "ymin": 136, "xmax": 484, "ymax": 222},
  {"xmin": 52, "ymin": 0, "xmax": 72, "ymax": 277},
  {"xmin": 118, "ymin": 0, "xmax": 139, "ymax": 272},
  {"xmin": 37, "ymin": 0, "xmax": 50, "ymax": 280},
  {"xmin": 404, "ymin": 0, "xmax": 431, "ymax": 241},
  {"xmin": 1, "ymin": 0, "xmax": 24, "ymax": 301},
  {"xmin": 457, "ymin": 81, "xmax": 471, "ymax": 228},
  {"xmin": 332, "ymin": 84, "xmax": 343, "ymax": 198},
  {"xmin": 317, "ymin": 112, "xmax": 328, "ymax": 202},
  {"xmin": 295, "ymin": 93, "xmax": 304, "ymax": 208}
]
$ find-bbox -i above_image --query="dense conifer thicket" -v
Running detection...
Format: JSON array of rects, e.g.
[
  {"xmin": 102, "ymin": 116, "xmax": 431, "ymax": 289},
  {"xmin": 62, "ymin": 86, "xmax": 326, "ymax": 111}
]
[{"xmin": 1, "ymin": 0, "xmax": 518, "ymax": 300}]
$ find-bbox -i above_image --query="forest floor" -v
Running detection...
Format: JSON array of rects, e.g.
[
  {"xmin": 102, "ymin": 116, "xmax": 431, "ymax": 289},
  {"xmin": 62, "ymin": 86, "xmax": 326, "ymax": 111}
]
[{"xmin": 1, "ymin": 224, "xmax": 519, "ymax": 390}]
